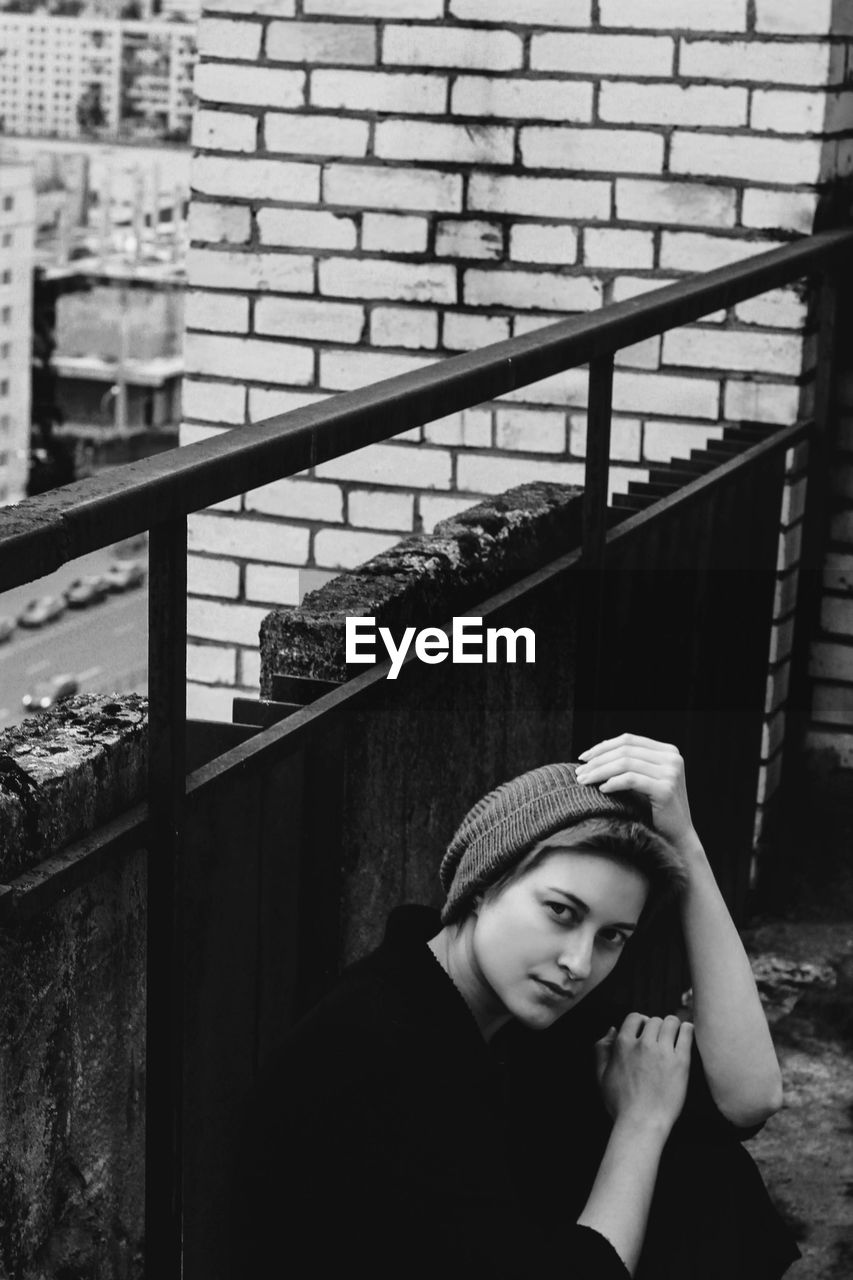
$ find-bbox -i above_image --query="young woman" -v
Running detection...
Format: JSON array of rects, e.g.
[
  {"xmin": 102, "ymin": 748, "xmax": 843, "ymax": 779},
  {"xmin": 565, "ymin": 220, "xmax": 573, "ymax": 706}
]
[{"xmin": 242, "ymin": 734, "xmax": 799, "ymax": 1279}]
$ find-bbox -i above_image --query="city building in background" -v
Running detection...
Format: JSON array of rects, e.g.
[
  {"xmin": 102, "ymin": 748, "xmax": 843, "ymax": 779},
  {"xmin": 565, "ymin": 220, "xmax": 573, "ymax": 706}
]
[
  {"xmin": 0, "ymin": 13, "xmax": 196, "ymax": 142},
  {"xmin": 0, "ymin": 158, "xmax": 35, "ymax": 505}
]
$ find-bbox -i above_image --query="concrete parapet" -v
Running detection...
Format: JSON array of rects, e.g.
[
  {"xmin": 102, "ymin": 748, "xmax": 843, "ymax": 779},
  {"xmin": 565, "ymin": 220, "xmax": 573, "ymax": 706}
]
[{"xmin": 259, "ymin": 479, "xmax": 582, "ymax": 690}]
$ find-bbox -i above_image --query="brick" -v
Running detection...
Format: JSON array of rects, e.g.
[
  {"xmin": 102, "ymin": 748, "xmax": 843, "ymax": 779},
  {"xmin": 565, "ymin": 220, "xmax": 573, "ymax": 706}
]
[
  {"xmin": 255, "ymin": 297, "xmax": 365, "ymax": 343},
  {"xmin": 741, "ymin": 189, "xmax": 818, "ymax": 235},
  {"xmin": 663, "ymin": 327, "xmax": 802, "ymax": 375},
  {"xmin": 188, "ymin": 596, "xmax": 271, "ymax": 647},
  {"xmin": 442, "ymin": 311, "xmax": 510, "ymax": 350},
  {"xmin": 185, "ymin": 290, "xmax": 249, "ymax": 335},
  {"xmin": 420, "ymin": 494, "xmax": 480, "ymax": 528},
  {"xmin": 660, "ymin": 232, "xmax": 776, "ymax": 272},
  {"xmin": 198, "ymin": 17, "xmax": 261, "ymax": 60},
  {"xmin": 451, "ymin": 0, "xmax": 589, "ymax": 22},
  {"xmin": 306, "ymin": 0, "xmax": 441, "ymax": 14},
  {"xmin": 348, "ymin": 489, "xmax": 415, "ymax": 530},
  {"xmin": 616, "ymin": 177, "xmax": 736, "ymax": 229},
  {"xmin": 189, "ymin": 200, "xmax": 251, "ymax": 245},
  {"xmin": 376, "ymin": 120, "xmax": 514, "ymax": 165},
  {"xmin": 750, "ymin": 90, "xmax": 825, "ymax": 135},
  {"xmin": 811, "ymin": 684, "xmax": 853, "ymax": 727},
  {"xmin": 679, "ymin": 40, "xmax": 836, "ymax": 87},
  {"xmin": 245, "ymin": 564, "xmax": 302, "ymax": 605},
  {"xmin": 204, "ymin": 0, "xmax": 295, "ymax": 12},
  {"xmin": 754, "ymin": 0, "xmax": 838, "ymax": 35},
  {"xmin": 314, "ymin": 528, "xmax": 401, "ymax": 569},
  {"xmin": 267, "ymin": 21, "xmax": 377, "ymax": 65},
  {"xmin": 319, "ymin": 347, "xmax": 433, "ymax": 390},
  {"xmin": 452, "ymin": 76, "xmax": 592, "ymax": 122},
  {"xmin": 584, "ymin": 228, "xmax": 654, "ymax": 270},
  {"xmin": 468, "ymin": 173, "xmax": 611, "ymax": 220},
  {"xmin": 642, "ymin": 420, "xmax": 724, "ymax": 462},
  {"xmin": 614, "ymin": 371, "xmax": 720, "ymax": 419},
  {"xmin": 192, "ymin": 156, "xmax": 320, "ymax": 202},
  {"xmin": 189, "ymin": 511, "xmax": 310, "ymax": 564},
  {"xmin": 436, "ymin": 219, "xmax": 503, "ymax": 260},
  {"xmin": 494, "ymin": 407, "xmax": 565, "ymax": 453},
  {"xmin": 780, "ymin": 475, "xmax": 807, "ymax": 526},
  {"xmin": 180, "ymin": 423, "xmax": 227, "ymax": 447},
  {"xmin": 370, "ymin": 306, "xmax": 438, "ymax": 349},
  {"xmin": 185, "ymin": 332, "xmax": 315, "ymax": 385},
  {"xmin": 239, "ymin": 648, "xmax": 261, "ymax": 688},
  {"xmin": 325, "ymin": 163, "xmax": 462, "ymax": 212},
  {"xmin": 671, "ymin": 131, "xmax": 822, "ymax": 184},
  {"xmin": 821, "ymin": 597, "xmax": 853, "ymax": 636},
  {"xmin": 724, "ymin": 380, "xmax": 799, "ymax": 425},
  {"xmin": 424, "ymin": 408, "xmax": 491, "ymax": 447},
  {"xmin": 569, "ymin": 415, "xmax": 641, "ymax": 462},
  {"xmin": 510, "ymin": 223, "xmax": 578, "ymax": 265},
  {"xmin": 458, "ymin": 453, "xmax": 585, "ymax": 493},
  {"xmin": 257, "ymin": 207, "xmax": 356, "ymax": 249},
  {"xmin": 315, "ymin": 441, "xmax": 451, "ymax": 488},
  {"xmin": 810, "ymin": 641, "xmax": 853, "ymax": 683},
  {"xmin": 599, "ymin": 82, "xmax": 746, "ymax": 128},
  {"xmin": 183, "ymin": 379, "xmax": 246, "ymax": 424},
  {"xmin": 734, "ymin": 289, "xmax": 808, "ymax": 331},
  {"xmin": 521, "ymin": 126, "xmax": 664, "ymax": 175},
  {"xmin": 804, "ymin": 728, "xmax": 853, "ymax": 769},
  {"xmin": 383, "ymin": 25, "xmax": 523, "ymax": 70},
  {"xmin": 464, "ymin": 268, "xmax": 602, "ymax": 312},
  {"xmin": 531, "ymin": 33, "xmax": 673, "ymax": 77},
  {"xmin": 249, "ymin": 387, "xmax": 325, "ymax": 420},
  {"xmin": 600, "ymin": 0, "xmax": 746, "ymax": 28},
  {"xmin": 192, "ymin": 110, "xmax": 258, "ymax": 154},
  {"xmin": 614, "ymin": 336, "xmax": 661, "ymax": 370},
  {"xmin": 499, "ymin": 367, "xmax": 589, "ymax": 408},
  {"xmin": 265, "ymin": 112, "xmax": 369, "ymax": 157},
  {"xmin": 187, "ymin": 643, "xmax": 237, "ymax": 685},
  {"xmin": 245, "ymin": 477, "xmax": 344, "ymax": 521},
  {"xmin": 311, "ymin": 69, "xmax": 447, "ymax": 115},
  {"xmin": 320, "ymin": 256, "xmax": 456, "ymax": 303},
  {"xmin": 188, "ymin": 554, "xmax": 241, "ymax": 599},
  {"xmin": 188, "ymin": 248, "xmax": 314, "ymax": 293},
  {"xmin": 194, "ymin": 62, "xmax": 305, "ymax": 108},
  {"xmin": 362, "ymin": 213, "xmax": 428, "ymax": 253}
]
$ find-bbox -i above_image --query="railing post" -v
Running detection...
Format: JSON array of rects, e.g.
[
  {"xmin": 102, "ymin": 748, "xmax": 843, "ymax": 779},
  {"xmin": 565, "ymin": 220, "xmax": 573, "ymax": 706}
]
[
  {"xmin": 145, "ymin": 516, "xmax": 187, "ymax": 1280},
  {"xmin": 575, "ymin": 354, "xmax": 615, "ymax": 752}
]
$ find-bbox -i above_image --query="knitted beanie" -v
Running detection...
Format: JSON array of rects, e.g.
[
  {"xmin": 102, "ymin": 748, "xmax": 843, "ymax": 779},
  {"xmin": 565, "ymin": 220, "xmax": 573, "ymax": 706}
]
[{"xmin": 439, "ymin": 762, "xmax": 651, "ymax": 924}]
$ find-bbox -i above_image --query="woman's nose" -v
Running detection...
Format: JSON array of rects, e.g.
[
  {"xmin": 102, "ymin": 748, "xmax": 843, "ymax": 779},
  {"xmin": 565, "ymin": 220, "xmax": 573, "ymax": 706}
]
[{"xmin": 557, "ymin": 929, "xmax": 594, "ymax": 982}]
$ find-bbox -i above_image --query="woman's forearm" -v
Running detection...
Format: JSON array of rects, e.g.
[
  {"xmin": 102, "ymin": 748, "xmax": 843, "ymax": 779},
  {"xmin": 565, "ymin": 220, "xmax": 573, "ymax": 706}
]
[
  {"xmin": 679, "ymin": 834, "xmax": 782, "ymax": 1126},
  {"xmin": 577, "ymin": 1115, "xmax": 669, "ymax": 1275}
]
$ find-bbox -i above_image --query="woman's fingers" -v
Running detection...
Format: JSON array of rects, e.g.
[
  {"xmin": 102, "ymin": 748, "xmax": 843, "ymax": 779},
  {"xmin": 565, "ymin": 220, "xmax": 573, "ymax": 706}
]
[
  {"xmin": 578, "ymin": 733, "xmax": 678, "ymax": 762},
  {"xmin": 657, "ymin": 1014, "xmax": 684, "ymax": 1049}
]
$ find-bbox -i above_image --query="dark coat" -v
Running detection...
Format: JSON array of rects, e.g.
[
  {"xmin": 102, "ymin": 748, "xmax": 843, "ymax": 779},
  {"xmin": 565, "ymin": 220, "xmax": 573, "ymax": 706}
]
[{"xmin": 240, "ymin": 905, "xmax": 800, "ymax": 1279}]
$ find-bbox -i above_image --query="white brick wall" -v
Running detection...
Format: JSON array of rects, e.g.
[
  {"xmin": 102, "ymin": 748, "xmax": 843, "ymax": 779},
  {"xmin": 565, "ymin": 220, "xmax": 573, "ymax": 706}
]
[{"xmin": 185, "ymin": 0, "xmax": 851, "ymax": 785}]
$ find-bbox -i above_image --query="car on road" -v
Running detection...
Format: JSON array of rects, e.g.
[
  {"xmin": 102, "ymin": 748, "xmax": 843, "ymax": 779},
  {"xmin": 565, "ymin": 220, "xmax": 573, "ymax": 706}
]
[
  {"xmin": 18, "ymin": 594, "xmax": 66, "ymax": 628},
  {"xmin": 0, "ymin": 615, "xmax": 14, "ymax": 643},
  {"xmin": 22, "ymin": 673, "xmax": 79, "ymax": 712},
  {"xmin": 64, "ymin": 575, "xmax": 110, "ymax": 609},
  {"xmin": 104, "ymin": 559, "xmax": 146, "ymax": 592}
]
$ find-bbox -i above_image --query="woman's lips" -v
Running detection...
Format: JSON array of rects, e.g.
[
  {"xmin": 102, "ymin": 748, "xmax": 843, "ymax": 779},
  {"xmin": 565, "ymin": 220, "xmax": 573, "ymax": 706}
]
[{"xmin": 533, "ymin": 976, "xmax": 576, "ymax": 1000}]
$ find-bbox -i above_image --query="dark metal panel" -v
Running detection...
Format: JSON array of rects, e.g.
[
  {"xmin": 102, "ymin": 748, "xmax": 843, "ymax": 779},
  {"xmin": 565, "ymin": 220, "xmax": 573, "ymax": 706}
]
[{"xmin": 145, "ymin": 519, "xmax": 187, "ymax": 1280}]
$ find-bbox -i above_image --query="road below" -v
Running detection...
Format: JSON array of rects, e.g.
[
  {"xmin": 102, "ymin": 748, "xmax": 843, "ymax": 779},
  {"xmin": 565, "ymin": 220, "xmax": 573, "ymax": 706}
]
[{"xmin": 0, "ymin": 542, "xmax": 148, "ymax": 729}]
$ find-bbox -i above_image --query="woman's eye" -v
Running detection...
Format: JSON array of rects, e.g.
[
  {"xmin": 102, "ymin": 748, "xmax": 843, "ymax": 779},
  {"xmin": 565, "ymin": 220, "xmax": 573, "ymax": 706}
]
[
  {"xmin": 545, "ymin": 901, "xmax": 576, "ymax": 922},
  {"xmin": 598, "ymin": 929, "xmax": 627, "ymax": 948}
]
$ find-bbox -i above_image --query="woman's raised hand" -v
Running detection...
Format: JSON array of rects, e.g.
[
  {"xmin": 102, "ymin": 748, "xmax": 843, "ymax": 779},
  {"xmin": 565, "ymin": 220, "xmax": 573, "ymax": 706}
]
[
  {"xmin": 595, "ymin": 1013, "xmax": 693, "ymax": 1134},
  {"xmin": 575, "ymin": 732, "xmax": 697, "ymax": 851}
]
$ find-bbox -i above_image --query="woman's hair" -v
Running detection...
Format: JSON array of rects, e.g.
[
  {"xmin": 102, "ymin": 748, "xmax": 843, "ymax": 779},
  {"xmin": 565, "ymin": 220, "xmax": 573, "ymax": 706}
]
[{"xmin": 467, "ymin": 816, "xmax": 686, "ymax": 926}]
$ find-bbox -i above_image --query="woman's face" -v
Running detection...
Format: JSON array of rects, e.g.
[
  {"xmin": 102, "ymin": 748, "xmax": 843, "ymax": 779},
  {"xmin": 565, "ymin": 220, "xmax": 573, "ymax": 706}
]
[{"xmin": 470, "ymin": 849, "xmax": 649, "ymax": 1031}]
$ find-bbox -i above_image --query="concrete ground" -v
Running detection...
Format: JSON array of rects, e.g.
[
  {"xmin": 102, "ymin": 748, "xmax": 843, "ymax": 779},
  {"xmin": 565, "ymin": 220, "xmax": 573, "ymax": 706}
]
[{"xmin": 742, "ymin": 775, "xmax": 853, "ymax": 1278}]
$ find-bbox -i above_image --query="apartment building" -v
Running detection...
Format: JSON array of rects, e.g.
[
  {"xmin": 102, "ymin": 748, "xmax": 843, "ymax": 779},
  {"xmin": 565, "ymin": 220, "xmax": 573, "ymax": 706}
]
[
  {"xmin": 0, "ymin": 160, "xmax": 35, "ymax": 506},
  {"xmin": 0, "ymin": 14, "xmax": 196, "ymax": 140}
]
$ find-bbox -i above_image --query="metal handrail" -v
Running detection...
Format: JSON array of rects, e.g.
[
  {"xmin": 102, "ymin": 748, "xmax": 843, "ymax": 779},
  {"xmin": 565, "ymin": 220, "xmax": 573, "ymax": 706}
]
[{"xmin": 2, "ymin": 227, "xmax": 852, "ymax": 591}]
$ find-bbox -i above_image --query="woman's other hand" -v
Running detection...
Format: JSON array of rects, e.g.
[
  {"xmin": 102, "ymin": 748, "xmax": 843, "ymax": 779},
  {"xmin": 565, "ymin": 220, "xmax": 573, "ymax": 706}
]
[
  {"xmin": 576, "ymin": 733, "xmax": 698, "ymax": 852},
  {"xmin": 595, "ymin": 1012, "xmax": 693, "ymax": 1135}
]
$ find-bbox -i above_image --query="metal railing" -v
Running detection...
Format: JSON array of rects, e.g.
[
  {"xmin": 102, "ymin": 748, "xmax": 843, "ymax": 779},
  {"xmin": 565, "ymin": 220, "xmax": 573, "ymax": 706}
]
[{"xmin": 2, "ymin": 224, "xmax": 853, "ymax": 1278}]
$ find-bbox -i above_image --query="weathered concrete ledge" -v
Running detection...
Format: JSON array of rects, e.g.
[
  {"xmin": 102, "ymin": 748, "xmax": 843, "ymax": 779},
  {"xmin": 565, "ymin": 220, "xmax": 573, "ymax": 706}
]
[
  {"xmin": 0, "ymin": 692, "xmax": 148, "ymax": 878},
  {"xmin": 0, "ymin": 693, "xmax": 148, "ymax": 1280},
  {"xmin": 259, "ymin": 481, "xmax": 583, "ymax": 692}
]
